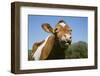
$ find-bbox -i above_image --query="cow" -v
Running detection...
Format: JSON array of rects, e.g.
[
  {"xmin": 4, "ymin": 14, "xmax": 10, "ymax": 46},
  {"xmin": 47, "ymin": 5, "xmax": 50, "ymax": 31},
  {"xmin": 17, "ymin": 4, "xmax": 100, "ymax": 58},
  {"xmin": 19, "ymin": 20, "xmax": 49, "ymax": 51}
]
[{"xmin": 31, "ymin": 20, "xmax": 72, "ymax": 60}]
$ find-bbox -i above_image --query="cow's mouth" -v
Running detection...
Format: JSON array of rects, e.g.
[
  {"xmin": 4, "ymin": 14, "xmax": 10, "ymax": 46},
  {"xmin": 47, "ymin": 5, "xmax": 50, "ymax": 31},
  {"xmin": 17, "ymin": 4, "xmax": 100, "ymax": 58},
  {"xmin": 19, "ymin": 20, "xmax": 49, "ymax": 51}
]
[
  {"xmin": 65, "ymin": 40, "xmax": 71, "ymax": 45},
  {"xmin": 60, "ymin": 40, "xmax": 71, "ymax": 48}
]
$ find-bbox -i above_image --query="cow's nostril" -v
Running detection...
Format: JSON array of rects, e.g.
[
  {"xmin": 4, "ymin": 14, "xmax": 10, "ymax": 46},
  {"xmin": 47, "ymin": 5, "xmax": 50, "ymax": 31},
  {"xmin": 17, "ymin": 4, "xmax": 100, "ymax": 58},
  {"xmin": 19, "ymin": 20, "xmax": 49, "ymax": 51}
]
[
  {"xmin": 67, "ymin": 40, "xmax": 71, "ymax": 44},
  {"xmin": 69, "ymin": 37, "xmax": 72, "ymax": 39}
]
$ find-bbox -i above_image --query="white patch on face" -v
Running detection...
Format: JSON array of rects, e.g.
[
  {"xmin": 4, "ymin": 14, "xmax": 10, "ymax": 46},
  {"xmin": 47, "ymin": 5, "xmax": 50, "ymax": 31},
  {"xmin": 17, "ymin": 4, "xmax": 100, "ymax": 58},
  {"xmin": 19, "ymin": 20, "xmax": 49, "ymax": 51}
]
[
  {"xmin": 61, "ymin": 36, "xmax": 66, "ymax": 41},
  {"xmin": 65, "ymin": 34, "xmax": 71, "ymax": 40},
  {"xmin": 59, "ymin": 22, "xmax": 66, "ymax": 27},
  {"xmin": 33, "ymin": 35, "xmax": 50, "ymax": 60},
  {"xmin": 61, "ymin": 34, "xmax": 71, "ymax": 41}
]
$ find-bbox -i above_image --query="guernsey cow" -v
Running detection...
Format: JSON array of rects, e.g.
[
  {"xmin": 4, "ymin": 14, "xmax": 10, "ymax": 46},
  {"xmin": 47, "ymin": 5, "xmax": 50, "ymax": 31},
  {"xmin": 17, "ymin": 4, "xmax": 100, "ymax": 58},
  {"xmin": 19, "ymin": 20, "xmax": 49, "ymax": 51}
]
[{"xmin": 31, "ymin": 20, "xmax": 72, "ymax": 60}]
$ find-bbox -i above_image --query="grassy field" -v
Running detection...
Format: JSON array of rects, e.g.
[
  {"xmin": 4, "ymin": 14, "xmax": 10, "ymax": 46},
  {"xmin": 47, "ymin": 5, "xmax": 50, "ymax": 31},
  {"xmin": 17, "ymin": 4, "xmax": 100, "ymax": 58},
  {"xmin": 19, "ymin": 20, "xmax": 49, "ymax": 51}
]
[
  {"xmin": 65, "ymin": 41, "xmax": 88, "ymax": 59},
  {"xmin": 28, "ymin": 49, "xmax": 34, "ymax": 60},
  {"xmin": 28, "ymin": 41, "xmax": 88, "ymax": 60}
]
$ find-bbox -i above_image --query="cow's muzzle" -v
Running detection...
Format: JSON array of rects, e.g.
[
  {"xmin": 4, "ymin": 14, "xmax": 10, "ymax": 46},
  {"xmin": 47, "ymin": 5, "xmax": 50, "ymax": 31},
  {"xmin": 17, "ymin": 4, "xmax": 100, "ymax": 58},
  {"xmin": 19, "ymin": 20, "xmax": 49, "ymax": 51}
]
[{"xmin": 60, "ymin": 40, "xmax": 72, "ymax": 48}]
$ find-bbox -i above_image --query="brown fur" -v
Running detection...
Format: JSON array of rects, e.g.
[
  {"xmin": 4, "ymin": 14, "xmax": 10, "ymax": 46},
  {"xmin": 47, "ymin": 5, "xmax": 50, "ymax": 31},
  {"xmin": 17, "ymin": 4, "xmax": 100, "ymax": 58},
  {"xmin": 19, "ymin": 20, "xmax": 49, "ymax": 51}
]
[{"xmin": 40, "ymin": 35, "xmax": 55, "ymax": 60}]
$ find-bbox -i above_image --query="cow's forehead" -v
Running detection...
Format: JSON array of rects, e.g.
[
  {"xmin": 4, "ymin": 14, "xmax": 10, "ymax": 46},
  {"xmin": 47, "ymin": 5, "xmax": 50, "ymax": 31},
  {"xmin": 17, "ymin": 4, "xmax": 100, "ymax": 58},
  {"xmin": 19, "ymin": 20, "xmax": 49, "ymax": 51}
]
[
  {"xmin": 56, "ymin": 23, "xmax": 71, "ymax": 30},
  {"xmin": 56, "ymin": 20, "xmax": 70, "ymax": 28},
  {"xmin": 59, "ymin": 22, "xmax": 66, "ymax": 27}
]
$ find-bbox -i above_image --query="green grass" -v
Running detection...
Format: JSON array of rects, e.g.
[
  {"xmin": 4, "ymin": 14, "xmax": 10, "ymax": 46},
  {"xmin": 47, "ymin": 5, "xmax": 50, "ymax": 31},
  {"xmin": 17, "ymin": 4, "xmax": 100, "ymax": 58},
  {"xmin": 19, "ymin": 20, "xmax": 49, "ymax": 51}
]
[
  {"xmin": 28, "ymin": 50, "xmax": 34, "ymax": 60},
  {"xmin": 65, "ymin": 41, "xmax": 88, "ymax": 59}
]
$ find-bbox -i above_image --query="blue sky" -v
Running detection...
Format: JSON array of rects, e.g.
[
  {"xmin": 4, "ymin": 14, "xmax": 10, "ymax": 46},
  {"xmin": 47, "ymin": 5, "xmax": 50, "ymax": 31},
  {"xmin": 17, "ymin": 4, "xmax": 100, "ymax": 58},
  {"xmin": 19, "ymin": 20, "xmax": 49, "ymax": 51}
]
[{"xmin": 28, "ymin": 15, "xmax": 88, "ymax": 49}]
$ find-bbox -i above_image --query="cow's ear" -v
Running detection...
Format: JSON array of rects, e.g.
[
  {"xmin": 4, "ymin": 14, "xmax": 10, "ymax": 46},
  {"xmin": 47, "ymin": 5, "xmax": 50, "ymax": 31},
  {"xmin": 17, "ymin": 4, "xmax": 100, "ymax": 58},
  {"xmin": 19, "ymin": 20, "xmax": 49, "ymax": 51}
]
[{"xmin": 42, "ymin": 23, "xmax": 53, "ymax": 33}]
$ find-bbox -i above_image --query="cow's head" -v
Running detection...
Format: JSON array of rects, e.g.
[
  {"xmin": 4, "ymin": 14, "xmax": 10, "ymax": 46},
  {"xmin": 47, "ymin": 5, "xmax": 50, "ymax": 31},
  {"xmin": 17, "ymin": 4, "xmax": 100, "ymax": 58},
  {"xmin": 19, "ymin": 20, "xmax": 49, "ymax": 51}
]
[{"xmin": 42, "ymin": 20, "xmax": 72, "ymax": 48}]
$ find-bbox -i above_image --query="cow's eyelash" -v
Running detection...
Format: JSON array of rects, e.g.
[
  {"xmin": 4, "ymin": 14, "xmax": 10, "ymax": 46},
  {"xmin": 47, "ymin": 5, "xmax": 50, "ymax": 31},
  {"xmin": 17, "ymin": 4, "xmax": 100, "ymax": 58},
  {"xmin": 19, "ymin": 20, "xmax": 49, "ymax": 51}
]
[
  {"xmin": 70, "ymin": 29, "xmax": 72, "ymax": 32},
  {"xmin": 55, "ymin": 28, "xmax": 58, "ymax": 31}
]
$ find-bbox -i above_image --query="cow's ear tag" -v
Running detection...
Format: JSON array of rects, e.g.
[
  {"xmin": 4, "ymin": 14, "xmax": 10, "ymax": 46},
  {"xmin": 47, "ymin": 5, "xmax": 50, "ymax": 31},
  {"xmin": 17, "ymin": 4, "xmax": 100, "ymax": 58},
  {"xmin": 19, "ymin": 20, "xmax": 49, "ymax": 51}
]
[{"xmin": 53, "ymin": 29, "xmax": 55, "ymax": 33}]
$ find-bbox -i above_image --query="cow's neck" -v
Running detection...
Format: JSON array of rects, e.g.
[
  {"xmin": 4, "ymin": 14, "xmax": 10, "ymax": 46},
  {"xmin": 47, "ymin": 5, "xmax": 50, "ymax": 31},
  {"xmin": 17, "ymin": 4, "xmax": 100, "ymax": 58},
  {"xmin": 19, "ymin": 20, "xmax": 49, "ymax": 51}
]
[{"xmin": 47, "ymin": 39, "xmax": 67, "ymax": 60}]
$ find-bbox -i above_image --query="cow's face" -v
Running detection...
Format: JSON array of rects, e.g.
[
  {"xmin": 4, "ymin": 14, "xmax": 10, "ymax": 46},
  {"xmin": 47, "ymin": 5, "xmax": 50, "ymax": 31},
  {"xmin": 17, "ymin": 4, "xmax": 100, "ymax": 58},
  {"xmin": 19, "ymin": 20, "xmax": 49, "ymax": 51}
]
[
  {"xmin": 54, "ymin": 20, "xmax": 72, "ymax": 48},
  {"xmin": 42, "ymin": 20, "xmax": 72, "ymax": 48}
]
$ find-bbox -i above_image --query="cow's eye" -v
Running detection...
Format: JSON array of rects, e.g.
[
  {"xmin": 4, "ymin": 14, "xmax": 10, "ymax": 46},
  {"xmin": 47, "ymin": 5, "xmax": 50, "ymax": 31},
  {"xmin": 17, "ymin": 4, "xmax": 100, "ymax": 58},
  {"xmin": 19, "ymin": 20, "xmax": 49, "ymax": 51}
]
[
  {"xmin": 70, "ymin": 29, "xmax": 72, "ymax": 31},
  {"xmin": 55, "ymin": 28, "xmax": 59, "ymax": 32},
  {"xmin": 69, "ymin": 29, "xmax": 72, "ymax": 35},
  {"xmin": 69, "ymin": 29, "xmax": 72, "ymax": 32}
]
